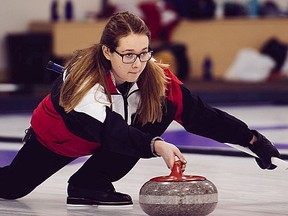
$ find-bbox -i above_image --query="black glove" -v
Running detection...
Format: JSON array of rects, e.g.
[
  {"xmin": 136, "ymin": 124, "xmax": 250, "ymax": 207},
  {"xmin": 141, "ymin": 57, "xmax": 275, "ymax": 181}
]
[{"xmin": 248, "ymin": 130, "xmax": 280, "ymax": 170}]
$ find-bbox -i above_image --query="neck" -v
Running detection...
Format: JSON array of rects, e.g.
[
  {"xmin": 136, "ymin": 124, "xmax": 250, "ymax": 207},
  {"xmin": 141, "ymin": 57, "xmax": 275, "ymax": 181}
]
[{"xmin": 117, "ymin": 82, "xmax": 132, "ymax": 96}]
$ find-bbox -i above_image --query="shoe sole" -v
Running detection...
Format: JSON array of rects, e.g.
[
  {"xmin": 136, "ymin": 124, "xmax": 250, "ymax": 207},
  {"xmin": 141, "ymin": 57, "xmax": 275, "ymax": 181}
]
[{"xmin": 66, "ymin": 197, "xmax": 133, "ymax": 209}]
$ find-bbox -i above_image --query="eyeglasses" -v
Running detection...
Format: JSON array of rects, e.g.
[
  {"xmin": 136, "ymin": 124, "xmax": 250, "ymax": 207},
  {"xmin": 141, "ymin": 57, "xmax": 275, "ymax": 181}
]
[{"xmin": 114, "ymin": 50, "xmax": 153, "ymax": 64}]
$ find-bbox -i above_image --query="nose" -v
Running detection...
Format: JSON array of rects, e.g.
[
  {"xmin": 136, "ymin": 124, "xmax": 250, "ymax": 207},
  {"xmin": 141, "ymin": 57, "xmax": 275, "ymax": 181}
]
[{"xmin": 132, "ymin": 56, "xmax": 142, "ymax": 67}]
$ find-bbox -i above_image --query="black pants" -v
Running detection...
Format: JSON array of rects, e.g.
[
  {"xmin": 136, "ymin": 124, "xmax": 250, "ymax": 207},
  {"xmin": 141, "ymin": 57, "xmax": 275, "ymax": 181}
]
[{"xmin": 0, "ymin": 131, "xmax": 139, "ymax": 199}]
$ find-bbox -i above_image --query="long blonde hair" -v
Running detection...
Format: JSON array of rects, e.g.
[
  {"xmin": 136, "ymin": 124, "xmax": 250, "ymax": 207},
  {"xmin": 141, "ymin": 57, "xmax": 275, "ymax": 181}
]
[{"xmin": 60, "ymin": 11, "xmax": 168, "ymax": 125}]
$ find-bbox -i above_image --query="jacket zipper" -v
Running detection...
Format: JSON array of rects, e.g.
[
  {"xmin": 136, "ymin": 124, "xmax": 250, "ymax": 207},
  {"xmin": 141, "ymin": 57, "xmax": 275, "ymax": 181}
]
[{"xmin": 123, "ymin": 94, "xmax": 128, "ymax": 122}]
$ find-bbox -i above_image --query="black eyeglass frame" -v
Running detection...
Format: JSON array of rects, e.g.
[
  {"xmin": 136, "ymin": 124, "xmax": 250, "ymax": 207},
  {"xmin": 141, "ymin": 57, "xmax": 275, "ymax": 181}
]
[{"xmin": 114, "ymin": 50, "xmax": 153, "ymax": 64}]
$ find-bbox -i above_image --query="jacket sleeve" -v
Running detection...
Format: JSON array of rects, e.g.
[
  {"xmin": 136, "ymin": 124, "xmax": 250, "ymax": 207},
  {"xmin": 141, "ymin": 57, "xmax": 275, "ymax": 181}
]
[
  {"xmin": 51, "ymin": 78, "xmax": 156, "ymax": 158},
  {"xmin": 164, "ymin": 67, "xmax": 253, "ymax": 146},
  {"xmin": 179, "ymin": 85, "xmax": 254, "ymax": 147},
  {"xmin": 101, "ymin": 107, "xmax": 155, "ymax": 158},
  {"xmin": 68, "ymin": 107, "xmax": 156, "ymax": 158}
]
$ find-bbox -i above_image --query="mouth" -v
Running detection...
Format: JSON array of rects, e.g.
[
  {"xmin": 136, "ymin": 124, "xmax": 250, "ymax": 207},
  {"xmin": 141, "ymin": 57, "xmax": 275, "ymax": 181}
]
[{"xmin": 129, "ymin": 71, "xmax": 139, "ymax": 75}]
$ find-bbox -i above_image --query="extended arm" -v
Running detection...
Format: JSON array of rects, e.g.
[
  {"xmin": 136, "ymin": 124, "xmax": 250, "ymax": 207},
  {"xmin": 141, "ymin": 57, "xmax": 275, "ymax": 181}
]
[{"xmin": 178, "ymin": 85, "xmax": 280, "ymax": 169}]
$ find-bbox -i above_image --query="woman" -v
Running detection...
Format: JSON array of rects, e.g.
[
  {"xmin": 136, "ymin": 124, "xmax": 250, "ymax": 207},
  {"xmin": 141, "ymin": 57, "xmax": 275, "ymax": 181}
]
[{"xmin": 0, "ymin": 11, "xmax": 280, "ymax": 207}]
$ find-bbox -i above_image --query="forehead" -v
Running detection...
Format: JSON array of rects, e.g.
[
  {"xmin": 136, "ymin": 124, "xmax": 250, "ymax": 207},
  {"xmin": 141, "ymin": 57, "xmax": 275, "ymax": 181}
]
[{"xmin": 117, "ymin": 33, "xmax": 149, "ymax": 51}]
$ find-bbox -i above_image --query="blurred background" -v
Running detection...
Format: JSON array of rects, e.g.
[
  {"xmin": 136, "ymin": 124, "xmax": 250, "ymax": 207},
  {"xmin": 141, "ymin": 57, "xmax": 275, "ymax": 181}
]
[{"xmin": 1, "ymin": 0, "xmax": 288, "ymax": 112}]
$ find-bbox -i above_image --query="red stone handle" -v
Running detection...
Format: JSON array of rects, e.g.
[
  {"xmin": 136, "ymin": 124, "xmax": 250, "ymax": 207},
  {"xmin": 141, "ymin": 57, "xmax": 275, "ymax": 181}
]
[
  {"xmin": 169, "ymin": 160, "xmax": 184, "ymax": 179},
  {"xmin": 150, "ymin": 160, "xmax": 206, "ymax": 182}
]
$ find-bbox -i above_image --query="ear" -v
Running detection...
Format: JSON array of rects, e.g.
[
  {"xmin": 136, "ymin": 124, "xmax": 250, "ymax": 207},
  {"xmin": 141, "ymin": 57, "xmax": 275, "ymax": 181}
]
[{"xmin": 102, "ymin": 45, "xmax": 111, "ymax": 61}]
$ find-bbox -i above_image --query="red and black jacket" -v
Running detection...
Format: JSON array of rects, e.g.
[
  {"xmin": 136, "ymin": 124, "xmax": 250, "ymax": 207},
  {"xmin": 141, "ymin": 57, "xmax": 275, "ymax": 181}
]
[{"xmin": 31, "ymin": 68, "xmax": 253, "ymax": 158}]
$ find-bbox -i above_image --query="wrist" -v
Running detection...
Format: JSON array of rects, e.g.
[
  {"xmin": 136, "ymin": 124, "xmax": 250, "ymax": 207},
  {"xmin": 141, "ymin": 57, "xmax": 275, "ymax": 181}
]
[
  {"xmin": 151, "ymin": 137, "xmax": 163, "ymax": 157},
  {"xmin": 249, "ymin": 134, "xmax": 257, "ymax": 145}
]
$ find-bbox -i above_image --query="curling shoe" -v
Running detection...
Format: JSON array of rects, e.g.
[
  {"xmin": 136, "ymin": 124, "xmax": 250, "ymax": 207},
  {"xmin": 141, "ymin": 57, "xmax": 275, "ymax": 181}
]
[{"xmin": 67, "ymin": 184, "xmax": 133, "ymax": 208}]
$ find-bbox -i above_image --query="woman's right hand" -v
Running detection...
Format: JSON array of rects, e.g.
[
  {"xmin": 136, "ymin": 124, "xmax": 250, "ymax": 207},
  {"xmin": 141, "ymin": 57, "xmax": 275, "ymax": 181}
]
[{"xmin": 154, "ymin": 140, "xmax": 187, "ymax": 171}]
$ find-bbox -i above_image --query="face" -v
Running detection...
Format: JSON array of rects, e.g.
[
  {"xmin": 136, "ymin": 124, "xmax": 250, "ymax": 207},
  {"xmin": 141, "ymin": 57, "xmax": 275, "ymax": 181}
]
[{"xmin": 102, "ymin": 33, "xmax": 150, "ymax": 85}]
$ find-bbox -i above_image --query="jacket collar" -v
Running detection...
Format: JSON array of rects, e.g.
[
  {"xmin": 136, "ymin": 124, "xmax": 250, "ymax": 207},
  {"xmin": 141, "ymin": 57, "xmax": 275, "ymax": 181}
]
[{"xmin": 107, "ymin": 71, "xmax": 139, "ymax": 95}]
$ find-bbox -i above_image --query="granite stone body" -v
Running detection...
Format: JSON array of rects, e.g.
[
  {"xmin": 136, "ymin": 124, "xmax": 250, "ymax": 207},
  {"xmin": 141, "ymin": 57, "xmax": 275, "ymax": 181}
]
[{"xmin": 139, "ymin": 161, "xmax": 218, "ymax": 216}]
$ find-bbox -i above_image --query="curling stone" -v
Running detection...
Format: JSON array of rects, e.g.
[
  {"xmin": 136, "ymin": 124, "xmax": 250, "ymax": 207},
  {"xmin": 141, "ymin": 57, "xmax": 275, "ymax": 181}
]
[{"xmin": 139, "ymin": 161, "xmax": 218, "ymax": 216}]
